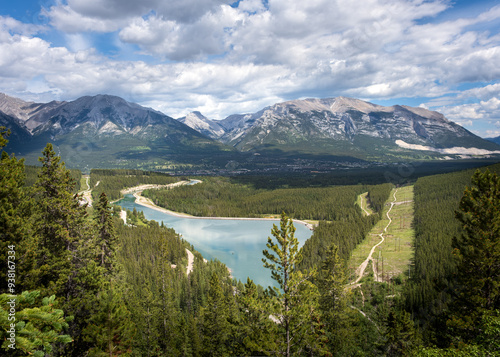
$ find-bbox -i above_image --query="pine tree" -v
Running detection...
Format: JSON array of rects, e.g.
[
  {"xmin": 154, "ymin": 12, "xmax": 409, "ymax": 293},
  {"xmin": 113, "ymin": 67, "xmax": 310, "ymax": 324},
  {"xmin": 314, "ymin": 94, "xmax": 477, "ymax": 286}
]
[
  {"xmin": 82, "ymin": 285, "xmax": 135, "ymax": 356},
  {"xmin": 316, "ymin": 244, "xmax": 350, "ymax": 355},
  {"xmin": 27, "ymin": 144, "xmax": 101, "ymax": 356},
  {"xmin": 30, "ymin": 143, "xmax": 88, "ymax": 296},
  {"xmin": 237, "ymin": 278, "xmax": 277, "ymax": 355},
  {"xmin": 0, "ymin": 127, "xmax": 31, "ymax": 293},
  {"xmin": 448, "ymin": 169, "xmax": 500, "ymax": 343},
  {"xmin": 93, "ymin": 192, "xmax": 118, "ymax": 275},
  {"xmin": 0, "ymin": 291, "xmax": 73, "ymax": 356},
  {"xmin": 201, "ymin": 273, "xmax": 232, "ymax": 356},
  {"xmin": 262, "ymin": 212, "xmax": 322, "ymax": 356},
  {"xmin": 383, "ymin": 310, "xmax": 420, "ymax": 356}
]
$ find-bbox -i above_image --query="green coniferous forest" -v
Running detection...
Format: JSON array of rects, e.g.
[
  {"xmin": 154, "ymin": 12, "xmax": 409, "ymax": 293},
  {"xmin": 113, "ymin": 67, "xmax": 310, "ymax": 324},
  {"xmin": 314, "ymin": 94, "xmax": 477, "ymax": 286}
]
[
  {"xmin": 404, "ymin": 163, "xmax": 500, "ymax": 353},
  {"xmin": 89, "ymin": 169, "xmax": 181, "ymax": 201},
  {"xmin": 1, "ymin": 126, "xmax": 499, "ymax": 356}
]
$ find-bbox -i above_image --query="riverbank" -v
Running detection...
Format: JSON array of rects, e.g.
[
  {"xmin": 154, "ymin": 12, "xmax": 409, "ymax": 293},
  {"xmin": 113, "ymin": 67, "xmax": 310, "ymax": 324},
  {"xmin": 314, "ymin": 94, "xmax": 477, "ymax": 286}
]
[{"xmin": 131, "ymin": 190, "xmax": 315, "ymax": 230}]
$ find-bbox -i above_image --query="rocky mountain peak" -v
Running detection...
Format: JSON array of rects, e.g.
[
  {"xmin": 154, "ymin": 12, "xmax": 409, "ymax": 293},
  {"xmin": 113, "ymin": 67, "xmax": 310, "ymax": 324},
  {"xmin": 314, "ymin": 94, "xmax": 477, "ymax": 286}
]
[
  {"xmin": 330, "ymin": 96, "xmax": 390, "ymax": 114},
  {"xmin": 0, "ymin": 93, "xmax": 35, "ymax": 121},
  {"xmin": 400, "ymin": 105, "xmax": 448, "ymax": 122},
  {"xmin": 1, "ymin": 93, "xmax": 499, "ymax": 167},
  {"xmin": 214, "ymin": 96, "xmax": 500, "ymax": 156},
  {"xmin": 178, "ymin": 111, "xmax": 225, "ymax": 139}
]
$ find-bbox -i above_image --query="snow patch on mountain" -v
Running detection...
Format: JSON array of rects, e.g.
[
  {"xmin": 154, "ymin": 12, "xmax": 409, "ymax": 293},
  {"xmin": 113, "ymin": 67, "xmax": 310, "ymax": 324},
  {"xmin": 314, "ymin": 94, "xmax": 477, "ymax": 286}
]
[{"xmin": 395, "ymin": 140, "xmax": 500, "ymax": 155}]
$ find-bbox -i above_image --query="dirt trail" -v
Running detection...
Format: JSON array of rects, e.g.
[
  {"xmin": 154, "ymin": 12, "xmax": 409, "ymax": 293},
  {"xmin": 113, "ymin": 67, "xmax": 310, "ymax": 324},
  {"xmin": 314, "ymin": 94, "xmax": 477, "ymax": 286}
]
[
  {"xmin": 185, "ymin": 249, "xmax": 194, "ymax": 276},
  {"xmin": 79, "ymin": 175, "xmax": 95, "ymax": 206},
  {"xmin": 351, "ymin": 189, "xmax": 398, "ymax": 285}
]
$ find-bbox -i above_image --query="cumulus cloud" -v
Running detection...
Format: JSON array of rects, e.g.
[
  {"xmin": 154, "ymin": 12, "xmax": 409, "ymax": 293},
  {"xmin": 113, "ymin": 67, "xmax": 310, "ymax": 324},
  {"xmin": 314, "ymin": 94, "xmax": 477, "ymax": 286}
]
[
  {"xmin": 119, "ymin": 6, "xmax": 241, "ymax": 60},
  {"xmin": 44, "ymin": 4, "xmax": 125, "ymax": 33},
  {"xmin": 458, "ymin": 83, "xmax": 500, "ymax": 101},
  {"xmin": 46, "ymin": 0, "xmax": 234, "ymax": 32},
  {"xmin": 432, "ymin": 94, "xmax": 500, "ymax": 137},
  {"xmin": 1, "ymin": 0, "xmax": 500, "ymax": 130},
  {"xmin": 0, "ymin": 15, "xmax": 45, "ymax": 40}
]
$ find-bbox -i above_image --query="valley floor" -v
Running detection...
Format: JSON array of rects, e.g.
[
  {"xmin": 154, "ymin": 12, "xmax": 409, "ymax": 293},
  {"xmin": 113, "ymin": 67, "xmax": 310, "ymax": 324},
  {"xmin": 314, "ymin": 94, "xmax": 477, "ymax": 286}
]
[{"xmin": 350, "ymin": 186, "xmax": 415, "ymax": 283}]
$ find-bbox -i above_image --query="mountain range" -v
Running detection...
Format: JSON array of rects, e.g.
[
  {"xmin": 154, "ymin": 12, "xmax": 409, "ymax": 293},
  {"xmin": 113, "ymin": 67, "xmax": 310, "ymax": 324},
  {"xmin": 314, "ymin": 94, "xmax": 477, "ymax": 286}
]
[
  {"xmin": 1, "ymin": 93, "xmax": 499, "ymax": 171},
  {"xmin": 0, "ymin": 93, "xmax": 234, "ymax": 171},
  {"xmin": 179, "ymin": 96, "xmax": 500, "ymax": 159}
]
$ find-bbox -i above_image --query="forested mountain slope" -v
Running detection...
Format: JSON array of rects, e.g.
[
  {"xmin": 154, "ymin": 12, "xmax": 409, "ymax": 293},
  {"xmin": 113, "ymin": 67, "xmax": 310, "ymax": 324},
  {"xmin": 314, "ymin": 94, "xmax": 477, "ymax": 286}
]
[{"xmin": 405, "ymin": 162, "xmax": 500, "ymax": 348}]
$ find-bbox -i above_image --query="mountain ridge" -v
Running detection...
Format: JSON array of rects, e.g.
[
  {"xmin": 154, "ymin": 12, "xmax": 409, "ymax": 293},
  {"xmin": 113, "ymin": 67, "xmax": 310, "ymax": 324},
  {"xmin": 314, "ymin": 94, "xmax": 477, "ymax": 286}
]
[
  {"xmin": 0, "ymin": 93, "xmax": 235, "ymax": 170},
  {"xmin": 209, "ymin": 97, "xmax": 497, "ymax": 157},
  {"xmin": 486, "ymin": 136, "xmax": 500, "ymax": 145},
  {"xmin": 1, "ymin": 93, "xmax": 499, "ymax": 171},
  {"xmin": 178, "ymin": 111, "xmax": 225, "ymax": 139}
]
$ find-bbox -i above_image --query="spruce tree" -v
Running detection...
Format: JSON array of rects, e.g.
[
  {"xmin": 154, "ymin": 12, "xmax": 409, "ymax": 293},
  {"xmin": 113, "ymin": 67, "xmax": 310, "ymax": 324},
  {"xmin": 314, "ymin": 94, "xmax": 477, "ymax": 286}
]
[
  {"xmin": 28, "ymin": 144, "xmax": 100, "ymax": 356},
  {"xmin": 0, "ymin": 127, "xmax": 31, "ymax": 293},
  {"xmin": 0, "ymin": 291, "xmax": 73, "ymax": 356},
  {"xmin": 237, "ymin": 278, "xmax": 277, "ymax": 355},
  {"xmin": 383, "ymin": 310, "xmax": 420, "ymax": 356},
  {"xmin": 316, "ymin": 244, "xmax": 351, "ymax": 355},
  {"xmin": 201, "ymin": 273, "xmax": 231, "ymax": 356},
  {"xmin": 30, "ymin": 143, "xmax": 88, "ymax": 296},
  {"xmin": 262, "ymin": 212, "xmax": 322, "ymax": 356},
  {"xmin": 82, "ymin": 285, "xmax": 135, "ymax": 356},
  {"xmin": 449, "ymin": 169, "xmax": 500, "ymax": 343},
  {"xmin": 93, "ymin": 192, "xmax": 118, "ymax": 275}
]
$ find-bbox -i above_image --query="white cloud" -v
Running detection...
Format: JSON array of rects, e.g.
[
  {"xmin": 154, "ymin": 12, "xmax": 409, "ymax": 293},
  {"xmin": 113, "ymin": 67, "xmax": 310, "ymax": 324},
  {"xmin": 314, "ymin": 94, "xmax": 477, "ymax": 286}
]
[
  {"xmin": 46, "ymin": 0, "xmax": 234, "ymax": 33},
  {"xmin": 65, "ymin": 33, "xmax": 93, "ymax": 52},
  {"xmin": 432, "ymin": 96, "xmax": 500, "ymax": 137},
  {"xmin": 44, "ymin": 4, "xmax": 125, "ymax": 33},
  {"xmin": 458, "ymin": 83, "xmax": 500, "ymax": 101},
  {"xmin": 0, "ymin": 16, "xmax": 45, "ymax": 41},
  {"xmin": 481, "ymin": 97, "xmax": 500, "ymax": 111},
  {"xmin": 0, "ymin": 0, "xmax": 499, "ymax": 134},
  {"xmin": 485, "ymin": 128, "xmax": 500, "ymax": 138},
  {"xmin": 119, "ymin": 6, "xmax": 241, "ymax": 60}
]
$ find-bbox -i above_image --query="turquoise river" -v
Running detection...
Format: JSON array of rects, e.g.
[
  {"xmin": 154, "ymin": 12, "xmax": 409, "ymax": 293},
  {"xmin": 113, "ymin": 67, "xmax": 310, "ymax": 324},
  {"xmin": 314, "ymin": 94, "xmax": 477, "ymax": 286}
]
[{"xmin": 116, "ymin": 194, "xmax": 313, "ymax": 288}]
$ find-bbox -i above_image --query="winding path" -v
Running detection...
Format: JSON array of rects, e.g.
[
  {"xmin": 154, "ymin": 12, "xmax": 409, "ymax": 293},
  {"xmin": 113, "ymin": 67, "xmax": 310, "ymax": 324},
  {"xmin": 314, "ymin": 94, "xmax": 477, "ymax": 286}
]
[
  {"xmin": 351, "ymin": 188, "xmax": 398, "ymax": 285},
  {"xmin": 185, "ymin": 249, "xmax": 194, "ymax": 276},
  {"xmin": 79, "ymin": 175, "xmax": 96, "ymax": 207}
]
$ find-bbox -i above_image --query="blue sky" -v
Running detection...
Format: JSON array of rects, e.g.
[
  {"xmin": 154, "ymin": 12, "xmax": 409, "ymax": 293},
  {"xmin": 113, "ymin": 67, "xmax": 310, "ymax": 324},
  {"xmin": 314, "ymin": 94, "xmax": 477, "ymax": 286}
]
[{"xmin": 1, "ymin": 0, "xmax": 500, "ymax": 137}]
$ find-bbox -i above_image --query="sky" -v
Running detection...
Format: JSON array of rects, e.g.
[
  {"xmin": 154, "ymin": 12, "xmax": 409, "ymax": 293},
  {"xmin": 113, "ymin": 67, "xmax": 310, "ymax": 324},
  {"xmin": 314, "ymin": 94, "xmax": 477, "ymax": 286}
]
[{"xmin": 1, "ymin": 0, "xmax": 500, "ymax": 137}]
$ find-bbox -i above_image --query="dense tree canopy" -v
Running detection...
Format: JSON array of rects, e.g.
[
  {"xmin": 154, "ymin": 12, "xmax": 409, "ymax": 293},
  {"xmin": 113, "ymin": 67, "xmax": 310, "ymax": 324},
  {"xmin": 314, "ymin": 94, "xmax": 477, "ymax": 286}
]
[
  {"xmin": 448, "ymin": 169, "xmax": 500, "ymax": 344},
  {"xmin": 3, "ymin": 127, "xmax": 500, "ymax": 355}
]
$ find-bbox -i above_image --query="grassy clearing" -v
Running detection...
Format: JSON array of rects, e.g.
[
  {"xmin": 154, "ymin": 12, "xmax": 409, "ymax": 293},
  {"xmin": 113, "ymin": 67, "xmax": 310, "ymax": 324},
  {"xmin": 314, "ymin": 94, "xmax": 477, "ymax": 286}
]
[{"xmin": 348, "ymin": 185, "xmax": 415, "ymax": 283}]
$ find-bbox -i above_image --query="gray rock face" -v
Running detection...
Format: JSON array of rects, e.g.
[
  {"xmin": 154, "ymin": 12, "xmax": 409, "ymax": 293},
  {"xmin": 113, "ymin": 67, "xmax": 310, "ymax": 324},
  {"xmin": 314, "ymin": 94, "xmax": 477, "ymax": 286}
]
[
  {"xmin": 1, "ymin": 93, "xmax": 498, "ymax": 163},
  {"xmin": 0, "ymin": 93, "xmax": 234, "ymax": 170},
  {"xmin": 0, "ymin": 94, "xmax": 193, "ymax": 140},
  {"xmin": 214, "ymin": 97, "xmax": 489, "ymax": 153},
  {"xmin": 178, "ymin": 111, "xmax": 225, "ymax": 139}
]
